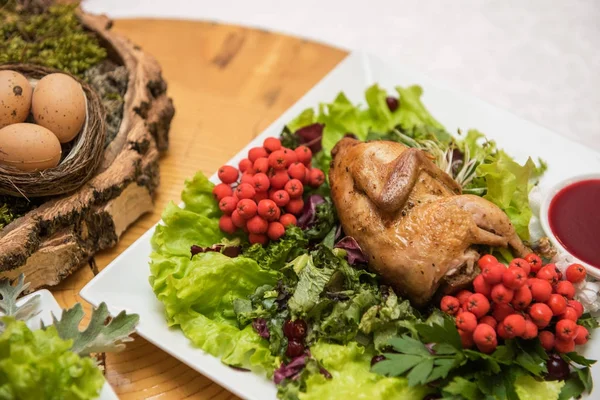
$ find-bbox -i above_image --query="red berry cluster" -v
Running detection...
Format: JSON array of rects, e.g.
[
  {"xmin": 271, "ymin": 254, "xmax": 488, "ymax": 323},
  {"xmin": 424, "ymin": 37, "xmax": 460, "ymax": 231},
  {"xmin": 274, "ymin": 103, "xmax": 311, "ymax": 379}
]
[
  {"xmin": 212, "ymin": 137, "xmax": 325, "ymax": 245},
  {"xmin": 441, "ymin": 254, "xmax": 589, "ymax": 354}
]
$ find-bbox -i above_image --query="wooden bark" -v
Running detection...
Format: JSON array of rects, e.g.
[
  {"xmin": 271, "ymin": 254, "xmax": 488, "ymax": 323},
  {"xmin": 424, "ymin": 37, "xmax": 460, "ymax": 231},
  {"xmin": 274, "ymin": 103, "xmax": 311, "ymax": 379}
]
[{"xmin": 0, "ymin": 11, "xmax": 174, "ymax": 290}]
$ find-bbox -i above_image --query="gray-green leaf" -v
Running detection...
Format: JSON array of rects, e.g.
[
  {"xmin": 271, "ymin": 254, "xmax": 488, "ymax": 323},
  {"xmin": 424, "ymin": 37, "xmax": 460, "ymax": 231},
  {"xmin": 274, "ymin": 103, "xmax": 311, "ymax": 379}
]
[
  {"xmin": 46, "ymin": 302, "xmax": 139, "ymax": 356},
  {"xmin": 0, "ymin": 274, "xmax": 40, "ymax": 331}
]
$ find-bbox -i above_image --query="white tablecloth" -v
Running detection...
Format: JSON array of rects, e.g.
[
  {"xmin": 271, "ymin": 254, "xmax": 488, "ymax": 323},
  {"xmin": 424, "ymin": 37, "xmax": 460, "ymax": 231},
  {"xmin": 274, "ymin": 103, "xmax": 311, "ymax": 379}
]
[{"xmin": 82, "ymin": 0, "xmax": 600, "ymax": 151}]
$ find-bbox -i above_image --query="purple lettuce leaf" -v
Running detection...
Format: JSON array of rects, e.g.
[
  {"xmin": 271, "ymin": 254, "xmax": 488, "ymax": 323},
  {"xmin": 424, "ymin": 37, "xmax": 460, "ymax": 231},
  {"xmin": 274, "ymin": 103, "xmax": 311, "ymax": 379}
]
[
  {"xmin": 229, "ymin": 366, "xmax": 250, "ymax": 372},
  {"xmin": 190, "ymin": 243, "xmax": 241, "ymax": 259},
  {"xmin": 334, "ymin": 224, "xmax": 344, "ymax": 242},
  {"xmin": 334, "ymin": 236, "xmax": 368, "ymax": 265},
  {"xmin": 319, "ymin": 366, "xmax": 332, "ymax": 379},
  {"xmin": 273, "ymin": 352, "xmax": 309, "ymax": 384},
  {"xmin": 295, "ymin": 123, "xmax": 324, "ymax": 153},
  {"xmin": 273, "ymin": 350, "xmax": 333, "ymax": 385},
  {"xmin": 252, "ymin": 318, "xmax": 270, "ymax": 339},
  {"xmin": 297, "ymin": 194, "xmax": 325, "ymax": 229}
]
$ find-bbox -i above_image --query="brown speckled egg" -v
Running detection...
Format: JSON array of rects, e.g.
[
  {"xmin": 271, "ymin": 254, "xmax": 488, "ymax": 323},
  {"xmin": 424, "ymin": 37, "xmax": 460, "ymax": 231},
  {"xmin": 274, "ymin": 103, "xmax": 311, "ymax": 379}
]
[
  {"xmin": 31, "ymin": 73, "xmax": 86, "ymax": 143},
  {"xmin": 0, "ymin": 70, "xmax": 33, "ymax": 129},
  {"xmin": 0, "ymin": 123, "xmax": 62, "ymax": 171}
]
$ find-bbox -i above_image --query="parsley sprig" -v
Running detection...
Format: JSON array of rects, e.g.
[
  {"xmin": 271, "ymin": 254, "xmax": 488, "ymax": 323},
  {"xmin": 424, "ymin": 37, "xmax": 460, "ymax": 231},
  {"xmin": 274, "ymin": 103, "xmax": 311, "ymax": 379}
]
[
  {"xmin": 578, "ymin": 312, "xmax": 600, "ymax": 330},
  {"xmin": 371, "ymin": 317, "xmax": 463, "ymax": 386}
]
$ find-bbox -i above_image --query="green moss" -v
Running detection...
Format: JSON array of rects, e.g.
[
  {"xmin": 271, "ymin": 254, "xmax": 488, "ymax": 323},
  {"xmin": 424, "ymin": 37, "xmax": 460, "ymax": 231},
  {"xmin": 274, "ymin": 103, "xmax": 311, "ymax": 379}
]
[
  {"xmin": 0, "ymin": 204, "xmax": 14, "ymax": 229},
  {"xmin": 0, "ymin": 195, "xmax": 44, "ymax": 229},
  {"xmin": 0, "ymin": 2, "xmax": 107, "ymax": 76}
]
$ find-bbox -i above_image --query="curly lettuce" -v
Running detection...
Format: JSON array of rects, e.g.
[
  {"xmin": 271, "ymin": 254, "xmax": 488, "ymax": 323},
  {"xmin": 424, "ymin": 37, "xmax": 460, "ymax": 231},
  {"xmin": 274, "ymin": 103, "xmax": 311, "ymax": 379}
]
[
  {"xmin": 459, "ymin": 131, "xmax": 545, "ymax": 241},
  {"xmin": 0, "ymin": 318, "xmax": 104, "ymax": 400},
  {"xmin": 515, "ymin": 375, "xmax": 564, "ymax": 400},
  {"xmin": 359, "ymin": 287, "xmax": 420, "ymax": 350},
  {"xmin": 149, "ymin": 172, "xmax": 280, "ymax": 373},
  {"xmin": 243, "ymin": 226, "xmax": 309, "ymax": 271},
  {"xmin": 294, "ymin": 342, "xmax": 430, "ymax": 400},
  {"xmin": 476, "ymin": 151, "xmax": 538, "ymax": 241},
  {"xmin": 441, "ymin": 374, "xmax": 564, "ymax": 400},
  {"xmin": 286, "ymin": 84, "xmax": 443, "ymax": 173}
]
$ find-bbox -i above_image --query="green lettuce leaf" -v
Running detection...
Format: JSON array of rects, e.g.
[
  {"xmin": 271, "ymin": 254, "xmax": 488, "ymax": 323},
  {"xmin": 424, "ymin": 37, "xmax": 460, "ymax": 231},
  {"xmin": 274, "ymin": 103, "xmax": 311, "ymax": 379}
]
[
  {"xmin": 460, "ymin": 130, "xmax": 490, "ymax": 156},
  {"xmin": 232, "ymin": 282, "xmax": 293, "ymax": 358},
  {"xmin": 0, "ymin": 318, "xmax": 104, "ymax": 400},
  {"xmin": 442, "ymin": 376, "xmax": 481, "ymax": 400},
  {"xmin": 318, "ymin": 92, "xmax": 371, "ymax": 155},
  {"xmin": 243, "ymin": 226, "xmax": 308, "ymax": 271},
  {"xmin": 287, "ymin": 108, "xmax": 316, "ymax": 133},
  {"xmin": 287, "ymin": 84, "xmax": 443, "ymax": 159},
  {"xmin": 180, "ymin": 172, "xmax": 221, "ymax": 217},
  {"xmin": 476, "ymin": 151, "xmax": 537, "ymax": 240},
  {"xmin": 395, "ymin": 85, "xmax": 444, "ymax": 131},
  {"xmin": 149, "ymin": 172, "xmax": 280, "ymax": 373},
  {"xmin": 297, "ymin": 342, "xmax": 431, "ymax": 400},
  {"xmin": 233, "ymin": 284, "xmax": 278, "ymax": 327},
  {"xmin": 440, "ymin": 371, "xmax": 564, "ymax": 400},
  {"xmin": 315, "ymin": 288, "xmax": 378, "ymax": 343},
  {"xmin": 151, "ymin": 172, "xmax": 223, "ymax": 257},
  {"xmin": 359, "ymin": 288, "xmax": 420, "ymax": 350},
  {"xmin": 150, "ymin": 251, "xmax": 280, "ymax": 372},
  {"xmin": 311, "ymin": 150, "xmax": 333, "ymax": 177},
  {"xmin": 364, "ymin": 84, "xmax": 401, "ymax": 133},
  {"xmin": 288, "ymin": 255, "xmax": 335, "ymax": 316},
  {"xmin": 514, "ymin": 374, "xmax": 564, "ymax": 400}
]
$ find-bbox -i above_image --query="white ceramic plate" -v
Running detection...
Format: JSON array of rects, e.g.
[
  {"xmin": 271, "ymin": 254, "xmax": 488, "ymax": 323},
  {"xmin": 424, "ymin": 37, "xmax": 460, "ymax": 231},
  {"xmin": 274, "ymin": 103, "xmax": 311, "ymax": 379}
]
[
  {"xmin": 80, "ymin": 51, "xmax": 600, "ymax": 400},
  {"xmin": 13, "ymin": 290, "xmax": 118, "ymax": 400}
]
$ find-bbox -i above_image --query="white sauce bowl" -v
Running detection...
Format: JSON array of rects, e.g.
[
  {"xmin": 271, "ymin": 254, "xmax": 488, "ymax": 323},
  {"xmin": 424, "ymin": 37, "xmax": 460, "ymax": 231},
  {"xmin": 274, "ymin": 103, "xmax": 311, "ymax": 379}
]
[{"xmin": 539, "ymin": 173, "xmax": 600, "ymax": 279}]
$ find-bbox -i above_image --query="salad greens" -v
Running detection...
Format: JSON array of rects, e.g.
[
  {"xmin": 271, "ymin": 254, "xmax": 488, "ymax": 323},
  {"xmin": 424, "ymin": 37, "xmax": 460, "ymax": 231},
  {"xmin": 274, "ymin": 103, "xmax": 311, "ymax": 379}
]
[
  {"xmin": 286, "ymin": 84, "xmax": 544, "ymax": 241},
  {"xmin": 150, "ymin": 173, "xmax": 280, "ymax": 373},
  {"xmin": 359, "ymin": 287, "xmax": 422, "ymax": 351},
  {"xmin": 476, "ymin": 151, "xmax": 540, "ymax": 240},
  {"xmin": 290, "ymin": 341, "xmax": 431, "ymax": 400},
  {"xmin": 0, "ymin": 318, "xmax": 105, "ymax": 400},
  {"xmin": 147, "ymin": 83, "xmax": 596, "ymax": 400},
  {"xmin": 243, "ymin": 226, "xmax": 308, "ymax": 271},
  {"xmin": 0, "ymin": 274, "xmax": 139, "ymax": 399},
  {"xmin": 149, "ymin": 171, "xmax": 427, "ymax": 395},
  {"xmin": 150, "ymin": 171, "xmax": 575, "ymax": 400},
  {"xmin": 286, "ymin": 84, "xmax": 445, "ymax": 164}
]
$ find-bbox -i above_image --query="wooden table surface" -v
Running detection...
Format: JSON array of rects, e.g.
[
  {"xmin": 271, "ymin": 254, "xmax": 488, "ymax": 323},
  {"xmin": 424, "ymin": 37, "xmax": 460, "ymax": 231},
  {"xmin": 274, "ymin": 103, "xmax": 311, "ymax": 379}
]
[{"xmin": 51, "ymin": 18, "xmax": 346, "ymax": 399}]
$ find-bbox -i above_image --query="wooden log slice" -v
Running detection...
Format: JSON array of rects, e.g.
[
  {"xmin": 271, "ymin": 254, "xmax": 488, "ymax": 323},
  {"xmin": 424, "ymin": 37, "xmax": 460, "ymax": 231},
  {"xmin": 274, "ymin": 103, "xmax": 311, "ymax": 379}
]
[{"xmin": 0, "ymin": 10, "xmax": 175, "ymax": 289}]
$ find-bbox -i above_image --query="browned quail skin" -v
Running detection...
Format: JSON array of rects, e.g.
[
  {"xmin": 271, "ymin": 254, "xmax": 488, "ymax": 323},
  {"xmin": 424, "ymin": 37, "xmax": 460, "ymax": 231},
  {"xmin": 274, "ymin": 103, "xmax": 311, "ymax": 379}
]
[{"xmin": 329, "ymin": 137, "xmax": 529, "ymax": 307}]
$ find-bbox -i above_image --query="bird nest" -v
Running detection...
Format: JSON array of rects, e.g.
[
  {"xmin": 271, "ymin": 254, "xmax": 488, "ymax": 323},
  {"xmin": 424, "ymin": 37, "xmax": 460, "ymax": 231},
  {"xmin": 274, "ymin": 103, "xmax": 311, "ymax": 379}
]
[{"xmin": 0, "ymin": 64, "xmax": 106, "ymax": 198}]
